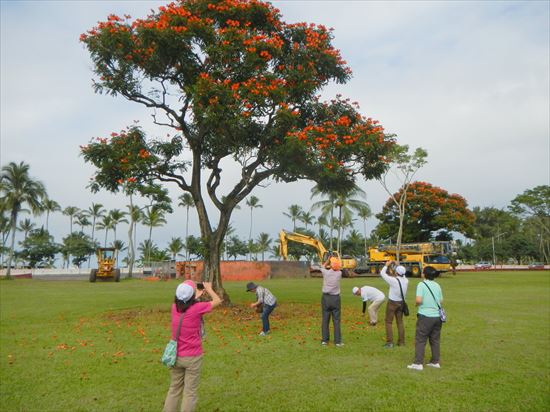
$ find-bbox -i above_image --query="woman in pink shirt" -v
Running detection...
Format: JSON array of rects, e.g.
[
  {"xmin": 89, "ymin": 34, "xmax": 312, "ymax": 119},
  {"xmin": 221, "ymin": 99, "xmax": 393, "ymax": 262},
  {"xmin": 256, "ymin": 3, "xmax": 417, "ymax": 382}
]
[{"xmin": 163, "ymin": 281, "xmax": 222, "ymax": 412}]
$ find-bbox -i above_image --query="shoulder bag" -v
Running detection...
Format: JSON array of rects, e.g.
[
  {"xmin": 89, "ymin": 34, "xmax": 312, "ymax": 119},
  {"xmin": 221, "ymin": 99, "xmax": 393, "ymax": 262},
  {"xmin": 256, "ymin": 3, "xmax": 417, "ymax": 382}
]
[
  {"xmin": 396, "ymin": 278, "xmax": 409, "ymax": 316},
  {"xmin": 161, "ymin": 312, "xmax": 184, "ymax": 367},
  {"xmin": 422, "ymin": 281, "xmax": 447, "ymax": 322}
]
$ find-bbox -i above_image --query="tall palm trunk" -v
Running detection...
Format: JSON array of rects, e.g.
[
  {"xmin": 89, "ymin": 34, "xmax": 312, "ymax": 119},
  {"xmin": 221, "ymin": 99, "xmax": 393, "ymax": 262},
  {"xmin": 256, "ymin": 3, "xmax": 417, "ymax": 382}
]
[{"xmin": 5, "ymin": 211, "xmax": 18, "ymax": 279}]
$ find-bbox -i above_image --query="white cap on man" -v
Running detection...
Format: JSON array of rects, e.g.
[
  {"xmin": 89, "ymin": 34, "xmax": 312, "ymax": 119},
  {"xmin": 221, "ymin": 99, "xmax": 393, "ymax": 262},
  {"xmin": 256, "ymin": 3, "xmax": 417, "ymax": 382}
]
[
  {"xmin": 395, "ymin": 265, "xmax": 407, "ymax": 276},
  {"xmin": 352, "ymin": 287, "xmax": 359, "ymax": 295}
]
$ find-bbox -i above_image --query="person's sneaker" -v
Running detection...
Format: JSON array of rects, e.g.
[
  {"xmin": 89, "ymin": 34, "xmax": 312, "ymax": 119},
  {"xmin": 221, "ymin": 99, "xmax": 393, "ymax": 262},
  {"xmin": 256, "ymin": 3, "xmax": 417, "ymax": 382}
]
[
  {"xmin": 321, "ymin": 341, "xmax": 328, "ymax": 346},
  {"xmin": 383, "ymin": 343, "xmax": 394, "ymax": 348},
  {"xmin": 335, "ymin": 343, "xmax": 345, "ymax": 347},
  {"xmin": 259, "ymin": 331, "xmax": 269, "ymax": 336},
  {"xmin": 369, "ymin": 322, "xmax": 377, "ymax": 326},
  {"xmin": 407, "ymin": 363, "xmax": 424, "ymax": 370},
  {"xmin": 427, "ymin": 363, "xmax": 441, "ymax": 368}
]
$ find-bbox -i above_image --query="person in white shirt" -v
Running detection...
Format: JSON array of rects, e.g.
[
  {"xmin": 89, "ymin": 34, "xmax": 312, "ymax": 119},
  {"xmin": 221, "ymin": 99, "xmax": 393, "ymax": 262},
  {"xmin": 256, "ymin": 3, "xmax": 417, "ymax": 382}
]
[
  {"xmin": 380, "ymin": 260, "xmax": 409, "ymax": 348},
  {"xmin": 352, "ymin": 285, "xmax": 385, "ymax": 325}
]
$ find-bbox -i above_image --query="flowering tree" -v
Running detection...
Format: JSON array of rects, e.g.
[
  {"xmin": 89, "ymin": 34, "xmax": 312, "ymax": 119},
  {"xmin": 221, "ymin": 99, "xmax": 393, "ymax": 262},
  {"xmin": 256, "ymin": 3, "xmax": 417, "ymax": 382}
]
[
  {"xmin": 80, "ymin": 0, "xmax": 395, "ymax": 299},
  {"xmin": 376, "ymin": 181, "xmax": 475, "ymax": 243}
]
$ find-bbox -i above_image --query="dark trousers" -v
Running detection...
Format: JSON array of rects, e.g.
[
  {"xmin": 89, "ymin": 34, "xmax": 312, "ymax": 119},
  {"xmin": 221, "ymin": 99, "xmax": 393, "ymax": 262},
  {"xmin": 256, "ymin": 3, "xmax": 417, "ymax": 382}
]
[
  {"xmin": 261, "ymin": 303, "xmax": 276, "ymax": 333},
  {"xmin": 414, "ymin": 314, "xmax": 442, "ymax": 364},
  {"xmin": 385, "ymin": 300, "xmax": 405, "ymax": 345},
  {"xmin": 321, "ymin": 294, "xmax": 341, "ymax": 344}
]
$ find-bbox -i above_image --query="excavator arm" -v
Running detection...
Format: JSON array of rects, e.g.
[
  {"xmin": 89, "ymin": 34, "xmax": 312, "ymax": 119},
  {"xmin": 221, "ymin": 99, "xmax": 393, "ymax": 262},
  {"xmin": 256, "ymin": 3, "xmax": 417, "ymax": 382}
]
[{"xmin": 279, "ymin": 230, "xmax": 328, "ymax": 261}]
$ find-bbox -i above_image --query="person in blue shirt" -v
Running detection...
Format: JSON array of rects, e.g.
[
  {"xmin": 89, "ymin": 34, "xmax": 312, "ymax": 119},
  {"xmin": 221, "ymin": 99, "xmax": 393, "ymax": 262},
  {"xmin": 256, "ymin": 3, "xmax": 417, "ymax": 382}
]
[{"xmin": 407, "ymin": 266, "xmax": 443, "ymax": 371}]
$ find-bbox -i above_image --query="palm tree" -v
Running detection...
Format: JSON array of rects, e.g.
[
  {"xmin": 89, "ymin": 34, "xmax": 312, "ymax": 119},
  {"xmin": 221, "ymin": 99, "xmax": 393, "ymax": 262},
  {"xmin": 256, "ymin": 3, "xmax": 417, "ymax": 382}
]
[
  {"xmin": 18, "ymin": 218, "xmax": 35, "ymax": 241},
  {"xmin": 75, "ymin": 212, "xmax": 91, "ymax": 233},
  {"xmin": 42, "ymin": 198, "xmax": 61, "ymax": 232},
  {"xmin": 1, "ymin": 161, "xmax": 46, "ymax": 278},
  {"xmin": 63, "ymin": 206, "xmax": 80, "ymax": 235},
  {"xmin": 126, "ymin": 202, "xmax": 143, "ymax": 276},
  {"xmin": 85, "ymin": 203, "xmax": 104, "ymax": 268},
  {"xmin": 300, "ymin": 211, "xmax": 314, "ymax": 230},
  {"xmin": 178, "ymin": 193, "xmax": 195, "ymax": 260},
  {"xmin": 283, "ymin": 204, "xmax": 303, "ymax": 231},
  {"xmin": 109, "ymin": 209, "xmax": 128, "ymax": 243},
  {"xmin": 167, "ymin": 237, "xmax": 185, "ymax": 261},
  {"xmin": 245, "ymin": 195, "xmax": 263, "ymax": 258},
  {"xmin": 86, "ymin": 203, "xmax": 105, "ymax": 245},
  {"xmin": 142, "ymin": 205, "xmax": 167, "ymax": 266},
  {"xmin": 96, "ymin": 214, "xmax": 114, "ymax": 247},
  {"xmin": 333, "ymin": 186, "xmax": 367, "ymax": 254},
  {"xmin": 315, "ymin": 215, "xmax": 329, "ymax": 238},
  {"xmin": 110, "ymin": 239, "xmax": 126, "ymax": 253},
  {"xmin": 256, "ymin": 232, "xmax": 272, "ymax": 261},
  {"xmin": 312, "ymin": 184, "xmax": 368, "ymax": 254},
  {"xmin": 311, "ymin": 187, "xmax": 337, "ymax": 249},
  {"xmin": 357, "ymin": 204, "xmax": 372, "ymax": 257}
]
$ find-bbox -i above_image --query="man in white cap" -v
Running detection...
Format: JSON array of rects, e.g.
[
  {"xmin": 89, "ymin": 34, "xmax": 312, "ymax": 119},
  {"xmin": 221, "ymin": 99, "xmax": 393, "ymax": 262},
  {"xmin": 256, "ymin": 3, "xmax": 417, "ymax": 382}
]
[
  {"xmin": 380, "ymin": 260, "xmax": 409, "ymax": 348},
  {"xmin": 352, "ymin": 285, "xmax": 386, "ymax": 326}
]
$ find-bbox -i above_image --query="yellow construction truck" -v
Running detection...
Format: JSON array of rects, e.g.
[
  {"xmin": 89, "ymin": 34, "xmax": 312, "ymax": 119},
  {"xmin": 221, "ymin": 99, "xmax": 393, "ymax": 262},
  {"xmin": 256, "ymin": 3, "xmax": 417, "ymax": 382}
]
[
  {"xmin": 90, "ymin": 247, "xmax": 121, "ymax": 282},
  {"xmin": 278, "ymin": 230, "xmax": 357, "ymax": 277},
  {"xmin": 356, "ymin": 241, "xmax": 455, "ymax": 277}
]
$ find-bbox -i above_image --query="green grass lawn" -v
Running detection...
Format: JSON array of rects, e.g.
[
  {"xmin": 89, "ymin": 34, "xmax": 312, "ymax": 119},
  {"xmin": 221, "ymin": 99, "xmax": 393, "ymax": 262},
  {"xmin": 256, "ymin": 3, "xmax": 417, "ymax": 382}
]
[{"xmin": 1, "ymin": 272, "xmax": 549, "ymax": 412}]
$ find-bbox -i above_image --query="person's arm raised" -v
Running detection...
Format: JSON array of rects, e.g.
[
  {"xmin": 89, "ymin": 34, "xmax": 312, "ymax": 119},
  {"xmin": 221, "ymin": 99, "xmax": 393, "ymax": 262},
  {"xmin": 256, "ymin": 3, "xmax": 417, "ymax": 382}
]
[{"xmin": 202, "ymin": 282, "xmax": 223, "ymax": 309}]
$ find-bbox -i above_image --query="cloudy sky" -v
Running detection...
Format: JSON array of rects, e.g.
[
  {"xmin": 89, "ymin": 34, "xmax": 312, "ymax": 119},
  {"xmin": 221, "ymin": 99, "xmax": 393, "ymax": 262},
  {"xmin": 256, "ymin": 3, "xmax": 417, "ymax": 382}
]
[{"xmin": 1, "ymin": 0, "xmax": 549, "ymax": 257}]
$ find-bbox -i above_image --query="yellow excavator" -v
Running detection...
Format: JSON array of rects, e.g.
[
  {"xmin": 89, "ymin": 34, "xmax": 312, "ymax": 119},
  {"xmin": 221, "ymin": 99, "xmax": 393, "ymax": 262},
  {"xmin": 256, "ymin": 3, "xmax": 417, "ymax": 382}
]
[{"xmin": 278, "ymin": 230, "xmax": 357, "ymax": 277}]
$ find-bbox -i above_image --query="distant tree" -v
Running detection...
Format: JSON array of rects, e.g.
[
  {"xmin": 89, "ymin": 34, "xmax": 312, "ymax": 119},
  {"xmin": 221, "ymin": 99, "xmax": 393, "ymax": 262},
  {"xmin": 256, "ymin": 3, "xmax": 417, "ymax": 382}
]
[
  {"xmin": 109, "ymin": 208, "xmax": 129, "ymax": 243},
  {"xmin": 186, "ymin": 236, "xmax": 208, "ymax": 260},
  {"xmin": 168, "ymin": 237, "xmax": 185, "ymax": 261},
  {"xmin": 142, "ymin": 205, "xmax": 168, "ymax": 265},
  {"xmin": 377, "ymin": 145, "xmax": 428, "ymax": 262},
  {"xmin": 357, "ymin": 204, "xmax": 372, "ymax": 256},
  {"xmin": 311, "ymin": 187, "xmax": 336, "ymax": 249},
  {"xmin": 42, "ymin": 198, "xmax": 61, "ymax": 232},
  {"xmin": 376, "ymin": 181, "xmax": 475, "ymax": 243},
  {"xmin": 341, "ymin": 229, "xmax": 364, "ymax": 257},
  {"xmin": 245, "ymin": 195, "xmax": 263, "ymax": 258},
  {"xmin": 299, "ymin": 211, "xmax": 314, "ymax": 230},
  {"xmin": 256, "ymin": 233, "xmax": 272, "ymax": 261},
  {"xmin": 226, "ymin": 236, "xmax": 248, "ymax": 260},
  {"xmin": 96, "ymin": 214, "xmax": 114, "ymax": 247},
  {"xmin": 61, "ymin": 232, "xmax": 96, "ymax": 268},
  {"xmin": 178, "ymin": 193, "xmax": 195, "ymax": 260},
  {"xmin": 284, "ymin": 205, "xmax": 304, "ymax": 232},
  {"xmin": 315, "ymin": 215, "xmax": 329, "ymax": 238},
  {"xmin": 510, "ymin": 185, "xmax": 550, "ymax": 262},
  {"xmin": 18, "ymin": 218, "xmax": 35, "ymax": 241},
  {"xmin": 75, "ymin": 212, "xmax": 91, "ymax": 233},
  {"xmin": 19, "ymin": 228, "xmax": 59, "ymax": 268},
  {"xmin": 138, "ymin": 239, "xmax": 157, "ymax": 265},
  {"xmin": 63, "ymin": 206, "xmax": 80, "ymax": 235},
  {"xmin": 80, "ymin": 1, "xmax": 395, "ymax": 300},
  {"xmin": 333, "ymin": 185, "xmax": 367, "ymax": 254},
  {"xmin": 1, "ymin": 161, "xmax": 46, "ymax": 278},
  {"xmin": 110, "ymin": 239, "xmax": 127, "ymax": 253}
]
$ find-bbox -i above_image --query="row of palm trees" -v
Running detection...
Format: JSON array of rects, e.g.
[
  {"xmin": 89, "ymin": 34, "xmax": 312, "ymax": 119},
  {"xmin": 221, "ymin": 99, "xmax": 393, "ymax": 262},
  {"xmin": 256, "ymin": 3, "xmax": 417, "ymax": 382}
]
[{"xmin": 2, "ymin": 162, "xmax": 376, "ymax": 277}]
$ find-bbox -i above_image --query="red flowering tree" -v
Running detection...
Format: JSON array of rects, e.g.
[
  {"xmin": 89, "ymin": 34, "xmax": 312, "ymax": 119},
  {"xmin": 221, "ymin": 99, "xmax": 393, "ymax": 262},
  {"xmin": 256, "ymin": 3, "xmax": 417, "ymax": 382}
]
[
  {"xmin": 375, "ymin": 181, "xmax": 475, "ymax": 243},
  {"xmin": 80, "ymin": 0, "xmax": 395, "ymax": 299}
]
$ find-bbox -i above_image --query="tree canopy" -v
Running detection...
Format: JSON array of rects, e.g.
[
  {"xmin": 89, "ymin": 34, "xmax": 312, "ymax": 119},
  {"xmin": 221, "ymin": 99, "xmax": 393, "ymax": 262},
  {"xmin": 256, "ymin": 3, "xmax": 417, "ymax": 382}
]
[
  {"xmin": 80, "ymin": 0, "xmax": 395, "ymax": 295},
  {"xmin": 376, "ymin": 181, "xmax": 475, "ymax": 242}
]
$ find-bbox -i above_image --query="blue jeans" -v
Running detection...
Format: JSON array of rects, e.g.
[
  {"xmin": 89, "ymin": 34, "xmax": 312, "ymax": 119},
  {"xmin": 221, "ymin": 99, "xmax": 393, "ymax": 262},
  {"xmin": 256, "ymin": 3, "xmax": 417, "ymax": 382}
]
[{"xmin": 261, "ymin": 303, "xmax": 276, "ymax": 333}]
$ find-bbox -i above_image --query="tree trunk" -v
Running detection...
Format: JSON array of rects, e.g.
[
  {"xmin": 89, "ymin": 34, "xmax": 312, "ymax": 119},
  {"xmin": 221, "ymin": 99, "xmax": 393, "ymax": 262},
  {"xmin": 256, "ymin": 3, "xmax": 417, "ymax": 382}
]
[
  {"xmin": 203, "ymin": 236, "xmax": 231, "ymax": 304},
  {"xmin": 396, "ymin": 203, "xmax": 405, "ymax": 264},
  {"xmin": 127, "ymin": 222, "xmax": 134, "ymax": 278},
  {"xmin": 5, "ymin": 213, "xmax": 17, "ymax": 279}
]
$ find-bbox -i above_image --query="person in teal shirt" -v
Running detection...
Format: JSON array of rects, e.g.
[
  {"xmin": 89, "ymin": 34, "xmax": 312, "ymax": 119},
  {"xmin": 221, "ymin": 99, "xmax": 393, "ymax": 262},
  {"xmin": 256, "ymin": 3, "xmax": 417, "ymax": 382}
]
[{"xmin": 407, "ymin": 266, "xmax": 443, "ymax": 371}]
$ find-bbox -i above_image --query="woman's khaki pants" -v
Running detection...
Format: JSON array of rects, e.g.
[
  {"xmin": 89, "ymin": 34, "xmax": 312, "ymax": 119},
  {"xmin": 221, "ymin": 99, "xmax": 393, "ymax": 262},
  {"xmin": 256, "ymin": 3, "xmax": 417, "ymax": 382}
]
[{"xmin": 163, "ymin": 355, "xmax": 203, "ymax": 412}]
